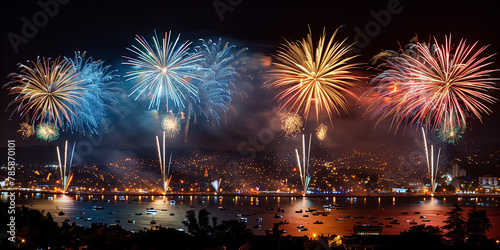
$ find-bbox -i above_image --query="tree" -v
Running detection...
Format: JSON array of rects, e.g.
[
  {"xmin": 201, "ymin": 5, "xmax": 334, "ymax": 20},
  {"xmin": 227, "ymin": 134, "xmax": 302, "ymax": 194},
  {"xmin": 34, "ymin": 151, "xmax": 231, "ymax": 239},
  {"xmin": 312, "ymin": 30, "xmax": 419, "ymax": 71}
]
[
  {"xmin": 466, "ymin": 207, "xmax": 492, "ymax": 245},
  {"xmin": 400, "ymin": 224, "xmax": 444, "ymax": 248},
  {"xmin": 443, "ymin": 204, "xmax": 467, "ymax": 246}
]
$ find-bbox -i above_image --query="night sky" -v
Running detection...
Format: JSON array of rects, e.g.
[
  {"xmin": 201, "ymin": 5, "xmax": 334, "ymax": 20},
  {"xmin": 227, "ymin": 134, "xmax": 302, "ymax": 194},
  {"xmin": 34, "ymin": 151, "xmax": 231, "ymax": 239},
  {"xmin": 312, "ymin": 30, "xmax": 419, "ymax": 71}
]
[{"xmin": 1, "ymin": 0, "xmax": 500, "ymax": 158}]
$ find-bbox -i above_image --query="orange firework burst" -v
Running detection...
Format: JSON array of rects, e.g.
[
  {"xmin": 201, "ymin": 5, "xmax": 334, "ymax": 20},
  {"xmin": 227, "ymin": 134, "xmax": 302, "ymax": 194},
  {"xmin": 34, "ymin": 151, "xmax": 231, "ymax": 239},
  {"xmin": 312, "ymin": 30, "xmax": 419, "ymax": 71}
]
[{"xmin": 266, "ymin": 28, "xmax": 360, "ymax": 125}]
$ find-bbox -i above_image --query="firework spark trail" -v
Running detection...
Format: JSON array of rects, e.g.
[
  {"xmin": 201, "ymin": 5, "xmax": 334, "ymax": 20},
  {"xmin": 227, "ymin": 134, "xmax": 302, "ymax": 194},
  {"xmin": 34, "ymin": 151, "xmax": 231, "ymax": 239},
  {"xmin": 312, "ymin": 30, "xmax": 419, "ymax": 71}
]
[
  {"xmin": 56, "ymin": 141, "xmax": 76, "ymax": 194},
  {"xmin": 211, "ymin": 179, "xmax": 222, "ymax": 194},
  {"xmin": 421, "ymin": 128, "xmax": 441, "ymax": 196},
  {"xmin": 156, "ymin": 131, "xmax": 173, "ymax": 193},
  {"xmin": 123, "ymin": 31, "xmax": 203, "ymax": 111},
  {"xmin": 266, "ymin": 28, "xmax": 360, "ymax": 125},
  {"xmin": 366, "ymin": 36, "xmax": 498, "ymax": 135},
  {"xmin": 295, "ymin": 134, "xmax": 312, "ymax": 196}
]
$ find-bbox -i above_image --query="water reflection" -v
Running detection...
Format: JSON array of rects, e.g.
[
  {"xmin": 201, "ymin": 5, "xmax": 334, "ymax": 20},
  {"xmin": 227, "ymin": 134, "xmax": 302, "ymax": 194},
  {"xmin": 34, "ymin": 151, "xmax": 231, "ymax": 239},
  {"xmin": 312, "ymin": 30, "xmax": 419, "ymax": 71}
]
[{"xmin": 6, "ymin": 193, "xmax": 500, "ymax": 239}]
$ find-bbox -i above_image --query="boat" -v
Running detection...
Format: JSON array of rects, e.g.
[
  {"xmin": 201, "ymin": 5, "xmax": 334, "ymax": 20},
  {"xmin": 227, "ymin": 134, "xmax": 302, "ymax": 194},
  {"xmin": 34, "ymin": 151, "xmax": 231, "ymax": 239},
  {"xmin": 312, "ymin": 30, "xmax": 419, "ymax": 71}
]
[
  {"xmin": 345, "ymin": 215, "xmax": 351, "ymax": 218},
  {"xmin": 135, "ymin": 212, "xmax": 143, "ymax": 215},
  {"xmin": 256, "ymin": 218, "xmax": 262, "ymax": 222},
  {"xmin": 402, "ymin": 212, "xmax": 408, "ymax": 214},
  {"xmin": 58, "ymin": 211, "xmax": 65, "ymax": 216},
  {"xmin": 170, "ymin": 200, "xmax": 175, "ymax": 205},
  {"xmin": 218, "ymin": 206, "xmax": 226, "ymax": 211},
  {"xmin": 422, "ymin": 219, "xmax": 430, "ymax": 222},
  {"xmin": 299, "ymin": 228, "xmax": 308, "ymax": 231},
  {"xmin": 274, "ymin": 214, "xmax": 283, "ymax": 219},
  {"xmin": 236, "ymin": 214, "xmax": 242, "ymax": 217},
  {"xmin": 335, "ymin": 218, "xmax": 344, "ymax": 221},
  {"xmin": 266, "ymin": 207, "xmax": 274, "ymax": 210},
  {"xmin": 146, "ymin": 209, "xmax": 158, "ymax": 214},
  {"xmin": 308, "ymin": 208, "xmax": 317, "ymax": 212},
  {"xmin": 161, "ymin": 209, "xmax": 168, "ymax": 211},
  {"xmin": 384, "ymin": 217, "xmax": 393, "ymax": 220},
  {"xmin": 390, "ymin": 220, "xmax": 400, "ymax": 225},
  {"xmin": 170, "ymin": 213, "xmax": 175, "ymax": 216},
  {"xmin": 240, "ymin": 218, "xmax": 248, "ymax": 223},
  {"xmin": 277, "ymin": 208, "xmax": 284, "ymax": 212},
  {"xmin": 303, "ymin": 215, "xmax": 309, "ymax": 217},
  {"xmin": 63, "ymin": 219, "xmax": 70, "ymax": 223},
  {"xmin": 93, "ymin": 206, "xmax": 103, "ymax": 210},
  {"xmin": 132, "ymin": 197, "xmax": 139, "ymax": 201},
  {"xmin": 76, "ymin": 217, "xmax": 82, "ymax": 220},
  {"xmin": 409, "ymin": 221, "xmax": 418, "ymax": 225},
  {"xmin": 353, "ymin": 216, "xmax": 364, "ymax": 219},
  {"xmin": 118, "ymin": 196, "xmax": 125, "ymax": 201},
  {"xmin": 92, "ymin": 197, "xmax": 99, "ymax": 202},
  {"xmin": 414, "ymin": 212, "xmax": 420, "ymax": 214},
  {"xmin": 323, "ymin": 205, "xmax": 332, "ymax": 209},
  {"xmin": 297, "ymin": 225, "xmax": 305, "ymax": 229},
  {"xmin": 151, "ymin": 220, "xmax": 156, "ymax": 224},
  {"xmin": 385, "ymin": 225, "xmax": 393, "ymax": 228},
  {"xmin": 253, "ymin": 225, "xmax": 261, "ymax": 229},
  {"xmin": 312, "ymin": 213, "xmax": 319, "ymax": 216},
  {"xmin": 313, "ymin": 221, "xmax": 323, "ymax": 224},
  {"xmin": 116, "ymin": 220, "xmax": 120, "ymax": 223},
  {"xmin": 295, "ymin": 210, "xmax": 303, "ymax": 213},
  {"xmin": 84, "ymin": 218, "xmax": 92, "ymax": 221},
  {"xmin": 420, "ymin": 216, "xmax": 426, "ymax": 219},
  {"xmin": 127, "ymin": 219, "xmax": 135, "ymax": 223}
]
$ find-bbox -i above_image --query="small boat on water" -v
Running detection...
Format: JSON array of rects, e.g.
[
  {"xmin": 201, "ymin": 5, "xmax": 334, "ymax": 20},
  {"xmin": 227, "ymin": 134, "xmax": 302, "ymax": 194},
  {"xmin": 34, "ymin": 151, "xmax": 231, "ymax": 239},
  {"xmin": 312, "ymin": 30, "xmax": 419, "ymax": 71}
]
[
  {"xmin": 274, "ymin": 214, "xmax": 282, "ymax": 219},
  {"xmin": 170, "ymin": 200, "xmax": 175, "ymax": 205},
  {"xmin": 128, "ymin": 219, "xmax": 135, "ymax": 223},
  {"xmin": 335, "ymin": 218, "xmax": 344, "ymax": 221},
  {"xmin": 256, "ymin": 218, "xmax": 262, "ymax": 222},
  {"xmin": 422, "ymin": 219, "xmax": 430, "ymax": 222},
  {"xmin": 402, "ymin": 212, "xmax": 408, "ymax": 214},
  {"xmin": 266, "ymin": 207, "xmax": 274, "ymax": 210},
  {"xmin": 58, "ymin": 211, "xmax": 65, "ymax": 216},
  {"xmin": 116, "ymin": 220, "xmax": 120, "ymax": 223},
  {"xmin": 85, "ymin": 218, "xmax": 92, "ymax": 221},
  {"xmin": 253, "ymin": 225, "xmax": 261, "ymax": 229},
  {"xmin": 236, "ymin": 214, "xmax": 242, "ymax": 217},
  {"xmin": 303, "ymin": 215, "xmax": 309, "ymax": 217},
  {"xmin": 420, "ymin": 216, "xmax": 426, "ymax": 219},
  {"xmin": 135, "ymin": 212, "xmax": 143, "ymax": 216},
  {"xmin": 132, "ymin": 197, "xmax": 139, "ymax": 201},
  {"xmin": 313, "ymin": 221, "xmax": 323, "ymax": 224},
  {"xmin": 277, "ymin": 208, "xmax": 284, "ymax": 212},
  {"xmin": 240, "ymin": 218, "xmax": 247, "ymax": 223},
  {"xmin": 386, "ymin": 225, "xmax": 393, "ymax": 228},
  {"xmin": 146, "ymin": 209, "xmax": 158, "ymax": 214},
  {"xmin": 170, "ymin": 213, "xmax": 175, "ymax": 216},
  {"xmin": 63, "ymin": 219, "xmax": 70, "ymax": 223},
  {"xmin": 295, "ymin": 210, "xmax": 303, "ymax": 213},
  {"xmin": 93, "ymin": 206, "xmax": 103, "ymax": 210},
  {"xmin": 414, "ymin": 212, "xmax": 420, "ymax": 214},
  {"xmin": 218, "ymin": 206, "xmax": 226, "ymax": 211}
]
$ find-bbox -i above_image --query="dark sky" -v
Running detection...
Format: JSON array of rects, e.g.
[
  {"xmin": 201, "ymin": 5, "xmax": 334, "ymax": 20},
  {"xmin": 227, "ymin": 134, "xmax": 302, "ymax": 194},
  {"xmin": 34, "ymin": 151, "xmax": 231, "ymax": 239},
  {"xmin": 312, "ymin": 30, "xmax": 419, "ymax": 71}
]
[{"xmin": 1, "ymin": 0, "xmax": 500, "ymax": 157}]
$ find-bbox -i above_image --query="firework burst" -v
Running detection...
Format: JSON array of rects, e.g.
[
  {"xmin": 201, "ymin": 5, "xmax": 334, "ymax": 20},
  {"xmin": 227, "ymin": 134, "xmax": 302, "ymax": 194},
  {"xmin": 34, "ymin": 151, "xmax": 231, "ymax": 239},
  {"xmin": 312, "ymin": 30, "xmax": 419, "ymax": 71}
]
[
  {"xmin": 123, "ymin": 31, "xmax": 203, "ymax": 111},
  {"xmin": 437, "ymin": 126, "xmax": 464, "ymax": 144},
  {"xmin": 366, "ymin": 36, "xmax": 498, "ymax": 134},
  {"xmin": 5, "ymin": 58, "xmax": 84, "ymax": 128},
  {"xmin": 266, "ymin": 28, "xmax": 360, "ymax": 125},
  {"xmin": 316, "ymin": 123, "xmax": 328, "ymax": 142},
  {"xmin": 18, "ymin": 122, "xmax": 34, "ymax": 139},
  {"xmin": 281, "ymin": 112, "xmax": 303, "ymax": 138},
  {"xmin": 36, "ymin": 123, "xmax": 59, "ymax": 142},
  {"xmin": 162, "ymin": 113, "xmax": 180, "ymax": 138}
]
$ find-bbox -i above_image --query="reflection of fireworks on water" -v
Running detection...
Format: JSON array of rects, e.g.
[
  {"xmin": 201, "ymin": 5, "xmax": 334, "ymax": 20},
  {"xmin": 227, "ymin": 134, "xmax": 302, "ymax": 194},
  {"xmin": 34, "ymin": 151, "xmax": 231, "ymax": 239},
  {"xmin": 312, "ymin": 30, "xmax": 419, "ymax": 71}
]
[
  {"xmin": 156, "ymin": 131, "xmax": 173, "ymax": 194},
  {"xmin": 366, "ymin": 36, "xmax": 498, "ymax": 134},
  {"xmin": 266, "ymin": 28, "xmax": 359, "ymax": 124},
  {"xmin": 123, "ymin": 31, "xmax": 202, "ymax": 111},
  {"xmin": 295, "ymin": 134, "xmax": 312, "ymax": 196},
  {"xmin": 57, "ymin": 141, "xmax": 76, "ymax": 194},
  {"xmin": 315, "ymin": 123, "xmax": 328, "ymax": 142},
  {"xmin": 281, "ymin": 113, "xmax": 303, "ymax": 138},
  {"xmin": 36, "ymin": 124, "xmax": 59, "ymax": 142},
  {"xmin": 161, "ymin": 113, "xmax": 180, "ymax": 138},
  {"xmin": 18, "ymin": 122, "xmax": 34, "ymax": 139},
  {"xmin": 437, "ymin": 126, "xmax": 464, "ymax": 144},
  {"xmin": 211, "ymin": 179, "xmax": 222, "ymax": 194}
]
